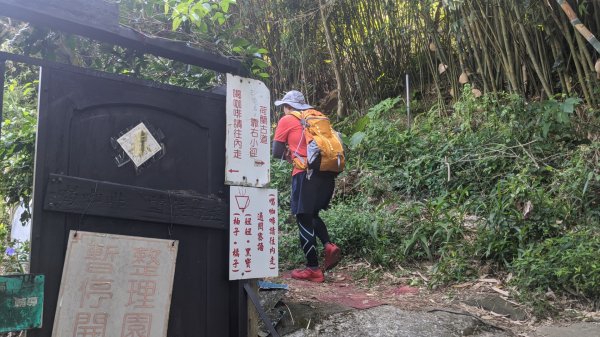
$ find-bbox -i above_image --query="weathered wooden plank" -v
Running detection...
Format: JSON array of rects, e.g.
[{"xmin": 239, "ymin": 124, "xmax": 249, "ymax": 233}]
[
  {"xmin": 0, "ymin": 0, "xmax": 245, "ymax": 74},
  {"xmin": 43, "ymin": 174, "xmax": 227, "ymax": 229}
]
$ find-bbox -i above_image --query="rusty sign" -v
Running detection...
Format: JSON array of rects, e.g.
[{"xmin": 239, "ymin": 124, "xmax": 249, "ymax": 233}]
[{"xmin": 52, "ymin": 231, "xmax": 178, "ymax": 337}]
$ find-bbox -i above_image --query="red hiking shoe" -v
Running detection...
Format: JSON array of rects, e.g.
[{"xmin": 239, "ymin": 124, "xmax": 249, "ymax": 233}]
[
  {"xmin": 322, "ymin": 243, "xmax": 341, "ymax": 271},
  {"xmin": 291, "ymin": 268, "xmax": 325, "ymax": 283}
]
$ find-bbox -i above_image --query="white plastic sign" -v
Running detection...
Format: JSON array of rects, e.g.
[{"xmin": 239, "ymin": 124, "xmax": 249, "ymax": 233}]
[{"xmin": 229, "ymin": 187, "xmax": 278, "ymax": 280}]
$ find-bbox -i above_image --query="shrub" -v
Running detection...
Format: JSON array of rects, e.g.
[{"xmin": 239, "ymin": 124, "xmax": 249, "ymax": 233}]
[{"xmin": 512, "ymin": 228, "xmax": 600, "ymax": 301}]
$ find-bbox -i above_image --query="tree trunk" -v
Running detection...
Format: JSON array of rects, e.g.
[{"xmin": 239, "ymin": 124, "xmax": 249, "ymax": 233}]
[{"xmin": 319, "ymin": 0, "xmax": 346, "ymax": 117}]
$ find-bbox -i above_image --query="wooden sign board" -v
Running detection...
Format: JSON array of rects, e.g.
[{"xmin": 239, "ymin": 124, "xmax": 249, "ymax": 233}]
[
  {"xmin": 0, "ymin": 274, "xmax": 44, "ymax": 333},
  {"xmin": 52, "ymin": 231, "xmax": 178, "ymax": 337}
]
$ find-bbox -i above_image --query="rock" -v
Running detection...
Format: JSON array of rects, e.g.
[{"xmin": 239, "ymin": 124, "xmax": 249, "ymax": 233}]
[
  {"xmin": 534, "ymin": 322, "xmax": 600, "ymax": 337},
  {"xmin": 282, "ymin": 305, "xmax": 511, "ymax": 337},
  {"xmin": 277, "ymin": 301, "xmax": 352, "ymax": 336},
  {"xmin": 465, "ymin": 295, "xmax": 527, "ymax": 321}
]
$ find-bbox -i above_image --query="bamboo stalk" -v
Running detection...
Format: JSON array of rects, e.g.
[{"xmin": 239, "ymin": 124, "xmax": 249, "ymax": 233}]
[
  {"xmin": 516, "ymin": 20, "xmax": 553, "ymax": 98},
  {"xmin": 319, "ymin": 0, "xmax": 346, "ymax": 117},
  {"xmin": 499, "ymin": 5, "xmax": 520, "ymax": 93}
]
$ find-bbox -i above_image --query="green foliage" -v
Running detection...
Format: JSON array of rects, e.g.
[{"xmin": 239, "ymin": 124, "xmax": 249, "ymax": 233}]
[
  {"xmin": 165, "ymin": 0, "xmax": 235, "ymax": 31},
  {"xmin": 538, "ymin": 97, "xmax": 581, "ymax": 139},
  {"xmin": 402, "ymin": 193, "xmax": 466, "ymax": 262},
  {"xmin": 0, "ymin": 76, "xmax": 37, "ymax": 217},
  {"xmin": 320, "ymin": 197, "xmax": 405, "ymax": 267},
  {"xmin": 165, "ymin": 0, "xmax": 270, "ymax": 78},
  {"xmin": 512, "ymin": 228, "xmax": 600, "ymax": 300},
  {"xmin": 275, "ymin": 85, "xmax": 600, "ymax": 303},
  {"xmin": 0, "ymin": 222, "xmax": 30, "ymax": 274}
]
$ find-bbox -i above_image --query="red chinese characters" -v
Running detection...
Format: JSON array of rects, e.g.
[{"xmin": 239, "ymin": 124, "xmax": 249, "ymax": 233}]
[
  {"xmin": 231, "ymin": 212, "xmax": 241, "ymax": 272},
  {"xmin": 73, "ymin": 312, "xmax": 108, "ymax": 337},
  {"xmin": 259, "ymin": 106, "xmax": 269, "ymax": 145},
  {"xmin": 256, "ymin": 211, "xmax": 265, "ymax": 252},
  {"xmin": 250, "ymin": 118, "xmax": 259, "ymax": 158},
  {"xmin": 232, "ymin": 89, "xmax": 243, "ymax": 160},
  {"xmin": 120, "ymin": 247, "xmax": 161, "ymax": 336},
  {"xmin": 268, "ymin": 194, "xmax": 277, "ymax": 270},
  {"xmin": 121, "ymin": 313, "xmax": 152, "ymax": 337},
  {"xmin": 74, "ymin": 243, "xmax": 119, "ymax": 336}
]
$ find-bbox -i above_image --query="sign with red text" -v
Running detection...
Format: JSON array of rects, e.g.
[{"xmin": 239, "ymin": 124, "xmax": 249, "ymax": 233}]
[
  {"xmin": 225, "ymin": 74, "xmax": 271, "ymax": 187},
  {"xmin": 52, "ymin": 231, "xmax": 178, "ymax": 337},
  {"xmin": 229, "ymin": 187, "xmax": 278, "ymax": 280}
]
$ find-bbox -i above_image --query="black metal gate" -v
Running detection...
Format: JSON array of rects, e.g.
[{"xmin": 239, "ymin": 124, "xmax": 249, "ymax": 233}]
[{"xmin": 28, "ymin": 63, "xmax": 245, "ymax": 337}]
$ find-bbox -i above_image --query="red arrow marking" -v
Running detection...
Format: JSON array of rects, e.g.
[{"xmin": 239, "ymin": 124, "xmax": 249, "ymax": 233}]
[
  {"xmin": 228, "ymin": 169, "xmax": 239, "ymax": 173},
  {"xmin": 254, "ymin": 160, "xmax": 265, "ymax": 166}
]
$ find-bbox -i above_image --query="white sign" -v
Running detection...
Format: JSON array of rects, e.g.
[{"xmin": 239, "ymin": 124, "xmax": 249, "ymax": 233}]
[
  {"xmin": 117, "ymin": 122, "xmax": 162, "ymax": 168},
  {"xmin": 52, "ymin": 231, "xmax": 178, "ymax": 337},
  {"xmin": 229, "ymin": 187, "xmax": 278, "ymax": 280},
  {"xmin": 225, "ymin": 74, "xmax": 271, "ymax": 187}
]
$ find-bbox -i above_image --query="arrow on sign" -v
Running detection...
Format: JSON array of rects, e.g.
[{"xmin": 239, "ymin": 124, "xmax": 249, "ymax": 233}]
[
  {"xmin": 228, "ymin": 169, "xmax": 239, "ymax": 173},
  {"xmin": 254, "ymin": 160, "xmax": 265, "ymax": 167}
]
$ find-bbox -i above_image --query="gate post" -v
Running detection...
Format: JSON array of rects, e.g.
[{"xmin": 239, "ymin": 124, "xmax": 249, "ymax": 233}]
[{"xmin": 247, "ymin": 280, "xmax": 259, "ymax": 337}]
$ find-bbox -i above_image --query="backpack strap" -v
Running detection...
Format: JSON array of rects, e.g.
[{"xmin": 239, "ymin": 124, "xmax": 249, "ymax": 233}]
[
  {"xmin": 289, "ymin": 111, "xmax": 303, "ymax": 120},
  {"xmin": 288, "ymin": 111, "xmax": 307, "ymax": 168}
]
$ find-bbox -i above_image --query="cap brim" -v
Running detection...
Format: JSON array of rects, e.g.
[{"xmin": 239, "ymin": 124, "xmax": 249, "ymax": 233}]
[{"xmin": 274, "ymin": 101, "xmax": 313, "ymax": 110}]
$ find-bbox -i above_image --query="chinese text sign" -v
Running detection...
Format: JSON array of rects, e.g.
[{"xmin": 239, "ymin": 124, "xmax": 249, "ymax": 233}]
[
  {"xmin": 225, "ymin": 74, "xmax": 271, "ymax": 187},
  {"xmin": 229, "ymin": 187, "xmax": 278, "ymax": 280},
  {"xmin": 52, "ymin": 231, "xmax": 178, "ymax": 337}
]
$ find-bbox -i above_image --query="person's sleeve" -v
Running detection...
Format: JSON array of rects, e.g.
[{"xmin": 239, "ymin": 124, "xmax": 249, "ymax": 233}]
[
  {"xmin": 273, "ymin": 116, "xmax": 290, "ymax": 143},
  {"xmin": 272, "ymin": 116, "xmax": 290, "ymax": 160},
  {"xmin": 272, "ymin": 141, "xmax": 287, "ymax": 160}
]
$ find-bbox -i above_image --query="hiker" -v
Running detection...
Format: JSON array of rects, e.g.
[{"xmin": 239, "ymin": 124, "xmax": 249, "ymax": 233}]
[{"xmin": 272, "ymin": 90, "xmax": 342, "ymax": 283}]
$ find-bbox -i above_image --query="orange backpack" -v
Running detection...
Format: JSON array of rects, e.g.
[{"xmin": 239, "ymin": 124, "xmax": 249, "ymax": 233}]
[{"xmin": 290, "ymin": 109, "xmax": 345, "ymax": 174}]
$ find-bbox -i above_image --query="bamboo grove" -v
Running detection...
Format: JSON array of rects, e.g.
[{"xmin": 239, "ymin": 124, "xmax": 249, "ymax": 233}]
[{"xmin": 237, "ymin": 0, "xmax": 600, "ymax": 116}]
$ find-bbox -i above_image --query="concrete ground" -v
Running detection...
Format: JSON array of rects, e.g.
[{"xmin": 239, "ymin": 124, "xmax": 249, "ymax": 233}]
[
  {"xmin": 275, "ymin": 301, "xmax": 600, "ymax": 337},
  {"xmin": 261, "ymin": 269, "xmax": 600, "ymax": 337}
]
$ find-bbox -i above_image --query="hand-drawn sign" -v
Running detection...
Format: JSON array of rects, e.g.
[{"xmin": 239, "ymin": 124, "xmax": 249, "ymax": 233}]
[{"xmin": 229, "ymin": 187, "xmax": 278, "ymax": 280}]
